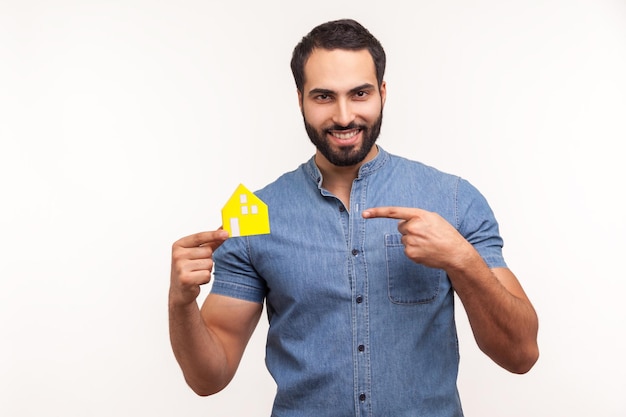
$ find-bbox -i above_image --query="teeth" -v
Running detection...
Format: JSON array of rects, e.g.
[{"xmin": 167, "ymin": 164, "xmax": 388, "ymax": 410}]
[{"xmin": 334, "ymin": 130, "xmax": 358, "ymax": 139}]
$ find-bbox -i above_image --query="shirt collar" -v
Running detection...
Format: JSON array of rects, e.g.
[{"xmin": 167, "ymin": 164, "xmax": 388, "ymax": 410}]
[{"xmin": 305, "ymin": 146, "xmax": 389, "ymax": 187}]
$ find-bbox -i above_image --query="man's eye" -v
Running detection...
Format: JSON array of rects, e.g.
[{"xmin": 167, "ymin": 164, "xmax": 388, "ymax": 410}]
[{"xmin": 355, "ymin": 91, "xmax": 368, "ymax": 98}]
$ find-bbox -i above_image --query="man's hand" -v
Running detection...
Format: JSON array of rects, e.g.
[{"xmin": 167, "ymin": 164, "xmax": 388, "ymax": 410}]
[
  {"xmin": 362, "ymin": 206, "xmax": 474, "ymax": 271},
  {"xmin": 169, "ymin": 230, "xmax": 230, "ymax": 307}
]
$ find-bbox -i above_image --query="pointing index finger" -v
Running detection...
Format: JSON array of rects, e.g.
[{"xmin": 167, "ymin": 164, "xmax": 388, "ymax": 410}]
[{"xmin": 362, "ymin": 206, "xmax": 422, "ymax": 220}]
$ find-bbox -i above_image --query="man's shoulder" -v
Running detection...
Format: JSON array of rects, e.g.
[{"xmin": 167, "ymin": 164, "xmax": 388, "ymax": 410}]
[
  {"xmin": 386, "ymin": 151, "xmax": 459, "ymax": 181},
  {"xmin": 253, "ymin": 160, "xmax": 312, "ymax": 199}
]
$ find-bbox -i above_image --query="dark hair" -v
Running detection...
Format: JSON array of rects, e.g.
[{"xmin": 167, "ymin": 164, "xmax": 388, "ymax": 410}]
[{"xmin": 290, "ymin": 19, "xmax": 386, "ymax": 93}]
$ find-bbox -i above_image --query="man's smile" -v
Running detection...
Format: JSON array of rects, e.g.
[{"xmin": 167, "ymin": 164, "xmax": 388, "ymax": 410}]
[{"xmin": 330, "ymin": 129, "xmax": 360, "ymax": 140}]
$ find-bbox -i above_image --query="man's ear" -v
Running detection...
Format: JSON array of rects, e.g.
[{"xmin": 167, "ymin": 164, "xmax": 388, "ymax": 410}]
[
  {"xmin": 380, "ymin": 81, "xmax": 387, "ymax": 107},
  {"xmin": 297, "ymin": 89, "xmax": 303, "ymax": 112}
]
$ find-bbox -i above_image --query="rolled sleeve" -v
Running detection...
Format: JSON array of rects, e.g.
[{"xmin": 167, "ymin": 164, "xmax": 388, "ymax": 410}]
[
  {"xmin": 456, "ymin": 178, "xmax": 508, "ymax": 269},
  {"xmin": 211, "ymin": 236, "xmax": 267, "ymax": 304}
]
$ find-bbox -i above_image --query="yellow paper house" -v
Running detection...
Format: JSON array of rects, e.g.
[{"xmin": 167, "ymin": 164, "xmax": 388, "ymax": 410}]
[{"xmin": 221, "ymin": 184, "xmax": 270, "ymax": 237}]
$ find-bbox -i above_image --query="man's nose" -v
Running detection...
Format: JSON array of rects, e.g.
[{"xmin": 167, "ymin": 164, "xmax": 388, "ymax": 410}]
[{"xmin": 332, "ymin": 99, "xmax": 355, "ymax": 127}]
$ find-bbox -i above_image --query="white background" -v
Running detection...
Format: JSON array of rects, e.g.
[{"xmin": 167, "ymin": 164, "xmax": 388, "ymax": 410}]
[{"xmin": 2, "ymin": 1, "xmax": 625, "ymax": 416}]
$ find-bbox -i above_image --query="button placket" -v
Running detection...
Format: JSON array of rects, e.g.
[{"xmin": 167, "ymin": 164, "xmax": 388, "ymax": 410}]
[{"xmin": 349, "ymin": 177, "xmax": 371, "ymax": 415}]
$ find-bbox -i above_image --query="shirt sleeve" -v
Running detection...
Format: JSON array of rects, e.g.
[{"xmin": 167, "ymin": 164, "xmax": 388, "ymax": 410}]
[
  {"xmin": 456, "ymin": 178, "xmax": 508, "ymax": 269},
  {"xmin": 211, "ymin": 236, "xmax": 267, "ymax": 304}
]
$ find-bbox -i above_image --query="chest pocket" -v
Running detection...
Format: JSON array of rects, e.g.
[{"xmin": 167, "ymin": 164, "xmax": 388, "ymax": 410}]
[{"xmin": 385, "ymin": 234, "xmax": 442, "ymax": 304}]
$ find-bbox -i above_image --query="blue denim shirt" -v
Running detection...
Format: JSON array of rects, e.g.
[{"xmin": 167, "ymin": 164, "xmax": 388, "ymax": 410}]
[{"xmin": 212, "ymin": 147, "xmax": 507, "ymax": 417}]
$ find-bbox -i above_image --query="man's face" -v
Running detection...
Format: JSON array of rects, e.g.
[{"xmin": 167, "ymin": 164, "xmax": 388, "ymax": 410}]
[{"xmin": 299, "ymin": 48, "xmax": 386, "ymax": 167}]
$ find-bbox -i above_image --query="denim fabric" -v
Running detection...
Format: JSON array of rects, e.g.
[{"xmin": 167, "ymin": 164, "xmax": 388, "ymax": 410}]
[{"xmin": 212, "ymin": 147, "xmax": 507, "ymax": 417}]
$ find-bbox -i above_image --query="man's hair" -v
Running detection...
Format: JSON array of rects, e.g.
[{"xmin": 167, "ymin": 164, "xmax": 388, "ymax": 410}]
[{"xmin": 290, "ymin": 19, "xmax": 386, "ymax": 93}]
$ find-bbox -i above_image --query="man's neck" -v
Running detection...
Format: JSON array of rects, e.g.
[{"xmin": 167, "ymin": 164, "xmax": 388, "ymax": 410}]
[{"xmin": 314, "ymin": 146, "xmax": 378, "ymax": 209}]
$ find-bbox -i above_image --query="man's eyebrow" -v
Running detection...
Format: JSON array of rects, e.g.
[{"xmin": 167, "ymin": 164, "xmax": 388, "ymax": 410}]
[
  {"xmin": 307, "ymin": 88, "xmax": 335, "ymax": 97},
  {"xmin": 348, "ymin": 83, "xmax": 376, "ymax": 95}
]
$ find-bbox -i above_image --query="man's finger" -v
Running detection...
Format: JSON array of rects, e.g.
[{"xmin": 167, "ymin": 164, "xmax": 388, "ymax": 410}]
[
  {"xmin": 362, "ymin": 206, "xmax": 424, "ymax": 220},
  {"xmin": 175, "ymin": 229, "xmax": 230, "ymax": 249}
]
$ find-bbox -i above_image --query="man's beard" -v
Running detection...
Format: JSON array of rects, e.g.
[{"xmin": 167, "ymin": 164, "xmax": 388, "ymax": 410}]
[{"xmin": 304, "ymin": 111, "xmax": 383, "ymax": 167}]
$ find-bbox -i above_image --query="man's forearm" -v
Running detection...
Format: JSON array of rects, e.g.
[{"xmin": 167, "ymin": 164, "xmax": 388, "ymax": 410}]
[
  {"xmin": 168, "ymin": 301, "xmax": 230, "ymax": 396},
  {"xmin": 447, "ymin": 252, "xmax": 539, "ymax": 373}
]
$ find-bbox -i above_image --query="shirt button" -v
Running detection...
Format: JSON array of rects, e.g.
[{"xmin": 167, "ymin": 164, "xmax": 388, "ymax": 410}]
[
  {"xmin": 356, "ymin": 296, "xmax": 363, "ymax": 304},
  {"xmin": 358, "ymin": 344, "xmax": 365, "ymax": 352},
  {"xmin": 339, "ymin": 205, "xmax": 345, "ymax": 212},
  {"xmin": 352, "ymin": 249, "xmax": 359, "ymax": 256},
  {"xmin": 359, "ymin": 393, "xmax": 366, "ymax": 402}
]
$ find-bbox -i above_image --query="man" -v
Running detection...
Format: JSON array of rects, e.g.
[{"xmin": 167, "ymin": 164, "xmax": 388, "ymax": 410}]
[{"xmin": 169, "ymin": 19, "xmax": 539, "ymax": 416}]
